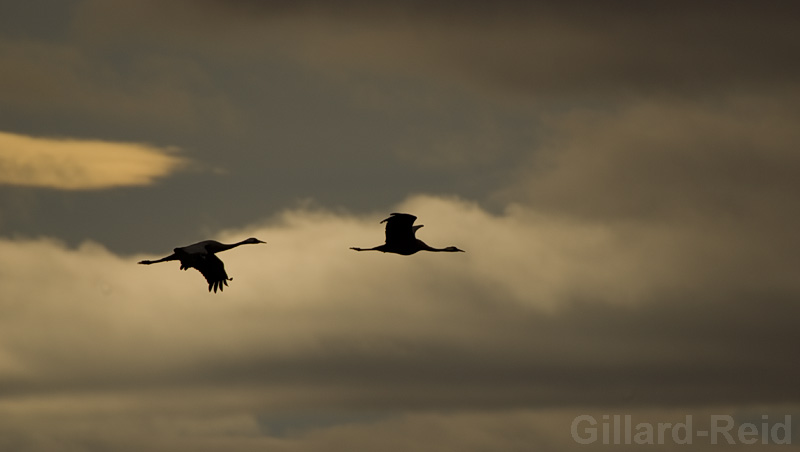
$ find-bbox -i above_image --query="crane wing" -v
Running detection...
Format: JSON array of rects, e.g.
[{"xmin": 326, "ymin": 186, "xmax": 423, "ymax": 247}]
[
  {"xmin": 192, "ymin": 253, "xmax": 231, "ymax": 293},
  {"xmin": 381, "ymin": 213, "xmax": 418, "ymax": 245}
]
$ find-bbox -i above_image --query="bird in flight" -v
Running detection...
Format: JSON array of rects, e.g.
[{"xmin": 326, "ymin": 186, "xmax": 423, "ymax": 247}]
[
  {"xmin": 138, "ymin": 238, "xmax": 265, "ymax": 292},
  {"xmin": 351, "ymin": 213, "xmax": 464, "ymax": 255}
]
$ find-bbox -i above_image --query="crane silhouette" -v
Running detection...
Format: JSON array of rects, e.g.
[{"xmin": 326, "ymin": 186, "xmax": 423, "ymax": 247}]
[
  {"xmin": 138, "ymin": 237, "xmax": 265, "ymax": 292},
  {"xmin": 351, "ymin": 213, "xmax": 464, "ymax": 255}
]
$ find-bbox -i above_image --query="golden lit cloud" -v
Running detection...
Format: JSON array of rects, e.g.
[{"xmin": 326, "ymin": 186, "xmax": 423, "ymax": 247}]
[
  {"xmin": 0, "ymin": 131, "xmax": 186, "ymax": 189},
  {"xmin": 0, "ymin": 195, "xmax": 795, "ymax": 401}
]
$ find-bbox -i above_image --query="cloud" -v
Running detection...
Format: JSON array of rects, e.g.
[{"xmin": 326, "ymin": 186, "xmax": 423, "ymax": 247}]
[
  {"xmin": 23, "ymin": 1, "xmax": 786, "ymax": 108},
  {"xmin": 1, "ymin": 194, "xmax": 799, "ymax": 448},
  {"xmin": 495, "ymin": 96, "xmax": 800, "ymax": 301},
  {"xmin": 2, "ymin": 195, "xmax": 799, "ymax": 402},
  {"xmin": 0, "ymin": 131, "xmax": 187, "ymax": 189},
  {"xmin": 0, "ymin": 38, "xmax": 244, "ymax": 133},
  {"xmin": 501, "ymin": 96, "xmax": 800, "ymax": 221},
  {"xmin": 120, "ymin": 1, "xmax": 800, "ymax": 102}
]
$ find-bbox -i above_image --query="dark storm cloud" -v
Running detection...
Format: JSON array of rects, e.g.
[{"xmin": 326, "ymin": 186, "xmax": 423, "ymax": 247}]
[
  {"xmin": 188, "ymin": 0, "xmax": 800, "ymax": 101},
  {"xmin": 64, "ymin": 1, "xmax": 800, "ymax": 112},
  {"xmin": 2, "ymin": 0, "xmax": 798, "ymax": 254}
]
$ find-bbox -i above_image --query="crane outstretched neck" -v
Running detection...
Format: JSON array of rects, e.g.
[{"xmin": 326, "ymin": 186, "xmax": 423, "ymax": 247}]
[
  {"xmin": 206, "ymin": 237, "xmax": 266, "ymax": 254},
  {"xmin": 422, "ymin": 244, "xmax": 465, "ymax": 253}
]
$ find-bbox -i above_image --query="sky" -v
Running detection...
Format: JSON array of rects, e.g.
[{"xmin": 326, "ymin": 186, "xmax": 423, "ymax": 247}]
[{"xmin": 1, "ymin": 1, "xmax": 800, "ymax": 450}]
